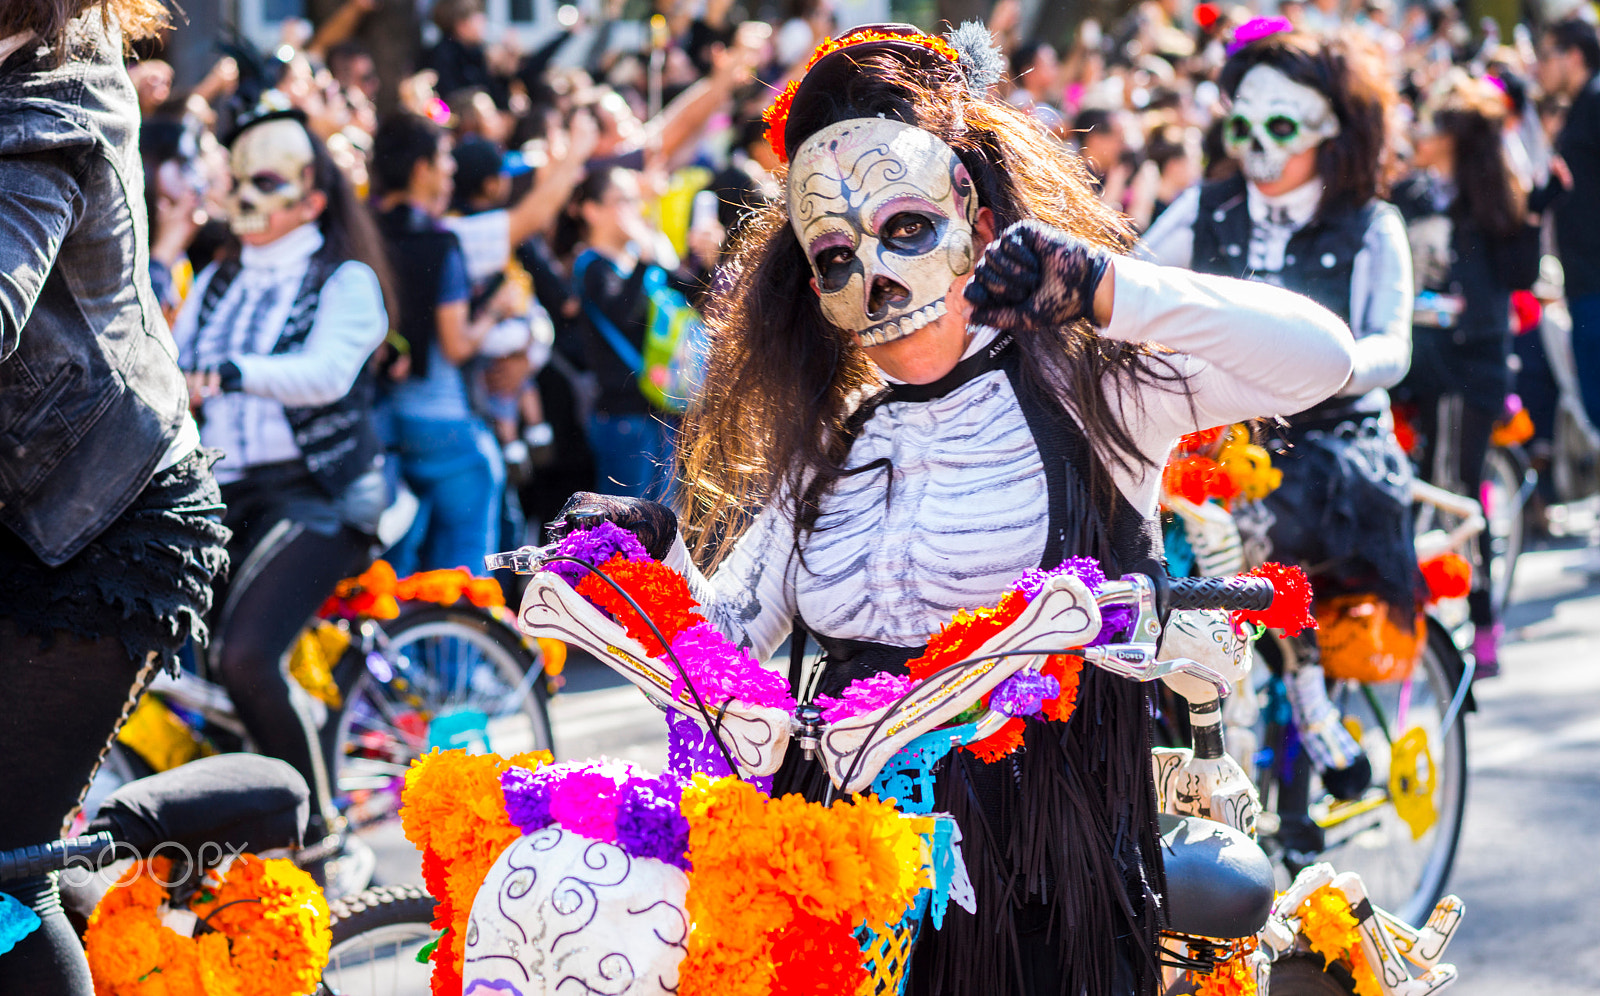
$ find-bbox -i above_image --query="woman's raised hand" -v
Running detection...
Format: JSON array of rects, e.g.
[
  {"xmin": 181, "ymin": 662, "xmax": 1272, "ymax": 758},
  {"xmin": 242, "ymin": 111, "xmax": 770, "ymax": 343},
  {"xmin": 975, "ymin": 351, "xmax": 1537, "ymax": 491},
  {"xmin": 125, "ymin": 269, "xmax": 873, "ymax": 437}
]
[
  {"xmin": 963, "ymin": 220, "xmax": 1112, "ymax": 331},
  {"xmin": 550, "ymin": 492, "xmax": 679, "ymax": 560}
]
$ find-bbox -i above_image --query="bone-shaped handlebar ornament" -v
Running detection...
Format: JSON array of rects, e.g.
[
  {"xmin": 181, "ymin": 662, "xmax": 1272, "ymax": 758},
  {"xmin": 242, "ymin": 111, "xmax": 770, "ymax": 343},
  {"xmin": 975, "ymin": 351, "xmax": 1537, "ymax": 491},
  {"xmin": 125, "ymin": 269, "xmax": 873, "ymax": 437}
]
[{"xmin": 515, "ymin": 574, "xmax": 793, "ymax": 776}]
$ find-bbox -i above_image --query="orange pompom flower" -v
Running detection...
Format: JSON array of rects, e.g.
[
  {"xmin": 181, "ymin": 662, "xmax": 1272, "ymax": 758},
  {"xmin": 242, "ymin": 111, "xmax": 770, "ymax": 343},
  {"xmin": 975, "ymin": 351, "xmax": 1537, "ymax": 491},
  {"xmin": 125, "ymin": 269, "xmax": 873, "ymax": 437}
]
[{"xmin": 400, "ymin": 747, "xmax": 552, "ymax": 996}]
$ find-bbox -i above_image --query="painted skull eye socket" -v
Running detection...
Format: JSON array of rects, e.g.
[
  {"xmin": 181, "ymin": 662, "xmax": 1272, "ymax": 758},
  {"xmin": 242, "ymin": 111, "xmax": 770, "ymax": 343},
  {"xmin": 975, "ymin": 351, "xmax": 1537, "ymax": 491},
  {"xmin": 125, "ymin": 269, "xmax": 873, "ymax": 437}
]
[
  {"xmin": 1226, "ymin": 115, "xmax": 1253, "ymax": 143},
  {"xmin": 815, "ymin": 245, "xmax": 856, "ymax": 292},
  {"xmin": 881, "ymin": 212, "xmax": 940, "ymax": 255},
  {"xmin": 248, "ymin": 171, "xmax": 290, "ymax": 194},
  {"xmin": 1265, "ymin": 116, "xmax": 1302, "ymax": 143}
]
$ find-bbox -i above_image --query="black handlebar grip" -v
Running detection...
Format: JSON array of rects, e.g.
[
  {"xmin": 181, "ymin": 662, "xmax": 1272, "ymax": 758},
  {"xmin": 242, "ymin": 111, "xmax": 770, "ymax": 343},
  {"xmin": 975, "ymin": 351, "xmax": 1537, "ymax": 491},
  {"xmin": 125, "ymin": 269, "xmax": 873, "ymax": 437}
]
[
  {"xmin": 1166, "ymin": 575, "xmax": 1275, "ymax": 612},
  {"xmin": 0, "ymin": 832, "xmax": 116, "ymax": 884}
]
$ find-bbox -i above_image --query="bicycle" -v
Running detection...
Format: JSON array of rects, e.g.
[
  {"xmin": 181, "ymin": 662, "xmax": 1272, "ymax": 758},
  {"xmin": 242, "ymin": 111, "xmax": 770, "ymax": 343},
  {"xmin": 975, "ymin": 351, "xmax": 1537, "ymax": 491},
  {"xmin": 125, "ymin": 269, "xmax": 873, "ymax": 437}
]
[
  {"xmin": 1396, "ymin": 396, "xmax": 1537, "ymax": 622},
  {"xmin": 1165, "ymin": 479, "xmax": 1478, "ymax": 935},
  {"xmin": 0, "ymin": 754, "xmax": 441, "ymax": 996},
  {"xmin": 406, "ymin": 530, "xmax": 1468, "ymax": 996},
  {"xmin": 85, "ymin": 570, "xmax": 557, "ymax": 900}
]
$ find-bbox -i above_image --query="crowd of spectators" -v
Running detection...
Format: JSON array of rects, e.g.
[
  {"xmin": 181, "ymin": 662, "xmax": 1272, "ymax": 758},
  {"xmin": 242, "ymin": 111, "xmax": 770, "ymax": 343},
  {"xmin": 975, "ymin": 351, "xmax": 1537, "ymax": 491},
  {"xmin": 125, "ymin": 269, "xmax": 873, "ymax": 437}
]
[{"xmin": 128, "ymin": 0, "xmax": 1600, "ymax": 576}]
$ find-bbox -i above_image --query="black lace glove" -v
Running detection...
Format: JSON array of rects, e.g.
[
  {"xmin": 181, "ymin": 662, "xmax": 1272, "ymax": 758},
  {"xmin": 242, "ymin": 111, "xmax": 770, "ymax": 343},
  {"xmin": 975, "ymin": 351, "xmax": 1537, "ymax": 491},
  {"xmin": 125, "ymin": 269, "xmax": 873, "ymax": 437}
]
[
  {"xmin": 963, "ymin": 219, "xmax": 1112, "ymax": 331},
  {"xmin": 549, "ymin": 492, "xmax": 680, "ymax": 560}
]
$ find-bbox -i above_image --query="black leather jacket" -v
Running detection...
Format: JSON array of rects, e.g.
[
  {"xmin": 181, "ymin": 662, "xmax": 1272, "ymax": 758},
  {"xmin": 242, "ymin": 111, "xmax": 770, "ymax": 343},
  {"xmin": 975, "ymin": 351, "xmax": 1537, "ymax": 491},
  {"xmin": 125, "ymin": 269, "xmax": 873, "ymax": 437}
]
[{"xmin": 0, "ymin": 21, "xmax": 190, "ymax": 565}]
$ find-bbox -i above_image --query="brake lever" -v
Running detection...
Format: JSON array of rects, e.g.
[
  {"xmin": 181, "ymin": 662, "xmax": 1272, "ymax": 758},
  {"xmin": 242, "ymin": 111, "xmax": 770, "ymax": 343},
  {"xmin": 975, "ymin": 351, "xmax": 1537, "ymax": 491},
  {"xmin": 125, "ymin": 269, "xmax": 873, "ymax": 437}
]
[{"xmin": 1077, "ymin": 644, "xmax": 1231, "ymax": 700}]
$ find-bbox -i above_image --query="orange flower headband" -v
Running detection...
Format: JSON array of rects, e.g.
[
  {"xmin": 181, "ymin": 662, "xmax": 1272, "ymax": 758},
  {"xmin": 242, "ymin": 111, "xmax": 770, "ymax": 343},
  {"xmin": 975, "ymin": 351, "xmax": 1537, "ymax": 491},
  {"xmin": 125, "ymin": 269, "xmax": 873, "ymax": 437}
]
[{"xmin": 764, "ymin": 26, "xmax": 963, "ymax": 164}]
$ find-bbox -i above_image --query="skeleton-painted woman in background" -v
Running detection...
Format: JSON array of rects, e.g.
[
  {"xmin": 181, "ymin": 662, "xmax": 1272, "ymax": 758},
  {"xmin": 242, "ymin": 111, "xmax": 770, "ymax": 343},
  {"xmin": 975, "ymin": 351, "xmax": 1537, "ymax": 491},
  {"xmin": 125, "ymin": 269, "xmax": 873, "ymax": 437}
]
[
  {"xmin": 171, "ymin": 108, "xmax": 395, "ymax": 860},
  {"xmin": 556, "ymin": 23, "xmax": 1356, "ymax": 996},
  {"xmin": 1143, "ymin": 23, "xmax": 1419, "ymax": 829}
]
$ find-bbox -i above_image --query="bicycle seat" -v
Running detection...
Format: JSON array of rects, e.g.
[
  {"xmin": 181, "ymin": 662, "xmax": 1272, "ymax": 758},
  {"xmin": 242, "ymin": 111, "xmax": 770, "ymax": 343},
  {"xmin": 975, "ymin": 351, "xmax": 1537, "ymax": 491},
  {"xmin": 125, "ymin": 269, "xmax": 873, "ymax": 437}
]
[
  {"xmin": 1159, "ymin": 814, "xmax": 1274, "ymax": 939},
  {"xmin": 87, "ymin": 753, "xmax": 310, "ymax": 860}
]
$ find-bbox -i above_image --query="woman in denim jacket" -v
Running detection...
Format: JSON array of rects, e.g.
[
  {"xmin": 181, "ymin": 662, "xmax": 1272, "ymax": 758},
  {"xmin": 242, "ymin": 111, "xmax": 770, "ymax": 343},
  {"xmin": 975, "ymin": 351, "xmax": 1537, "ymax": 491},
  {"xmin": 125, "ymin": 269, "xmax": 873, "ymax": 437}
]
[{"xmin": 0, "ymin": 2, "xmax": 228, "ymax": 991}]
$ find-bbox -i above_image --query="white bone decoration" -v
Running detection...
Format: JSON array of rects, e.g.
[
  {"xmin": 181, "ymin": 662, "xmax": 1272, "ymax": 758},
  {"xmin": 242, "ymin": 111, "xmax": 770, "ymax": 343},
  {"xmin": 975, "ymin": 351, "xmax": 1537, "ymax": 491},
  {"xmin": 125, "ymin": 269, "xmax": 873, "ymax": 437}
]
[
  {"xmin": 1151, "ymin": 746, "xmax": 1261, "ymax": 839},
  {"xmin": 463, "ymin": 824, "xmax": 689, "ymax": 996},
  {"xmin": 1262, "ymin": 864, "xmax": 1464, "ymax": 996},
  {"xmin": 516, "ymin": 574, "xmax": 792, "ymax": 776},
  {"xmin": 820, "ymin": 572, "xmax": 1103, "ymax": 793}
]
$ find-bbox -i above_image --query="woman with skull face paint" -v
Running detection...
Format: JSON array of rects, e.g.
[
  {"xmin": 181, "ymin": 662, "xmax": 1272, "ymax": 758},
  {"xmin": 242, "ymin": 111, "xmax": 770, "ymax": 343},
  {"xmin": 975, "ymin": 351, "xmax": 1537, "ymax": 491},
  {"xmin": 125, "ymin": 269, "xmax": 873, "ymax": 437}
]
[
  {"xmin": 554, "ymin": 24, "xmax": 1357, "ymax": 996},
  {"xmin": 170, "ymin": 109, "xmax": 395, "ymax": 851},
  {"xmin": 1142, "ymin": 25, "xmax": 1418, "ymax": 814}
]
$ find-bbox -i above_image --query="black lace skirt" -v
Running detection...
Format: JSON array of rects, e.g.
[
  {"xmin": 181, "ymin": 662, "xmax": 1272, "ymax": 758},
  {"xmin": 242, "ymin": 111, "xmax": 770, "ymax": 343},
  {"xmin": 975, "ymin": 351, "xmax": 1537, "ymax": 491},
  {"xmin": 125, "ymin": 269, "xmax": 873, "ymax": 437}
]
[{"xmin": 0, "ymin": 449, "xmax": 230, "ymax": 671}]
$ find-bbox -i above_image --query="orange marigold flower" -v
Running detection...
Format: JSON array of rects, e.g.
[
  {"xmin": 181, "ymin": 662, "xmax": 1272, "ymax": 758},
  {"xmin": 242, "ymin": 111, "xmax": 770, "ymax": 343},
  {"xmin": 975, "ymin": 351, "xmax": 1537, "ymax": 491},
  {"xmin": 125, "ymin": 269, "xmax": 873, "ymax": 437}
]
[{"xmin": 763, "ymin": 27, "xmax": 961, "ymax": 163}]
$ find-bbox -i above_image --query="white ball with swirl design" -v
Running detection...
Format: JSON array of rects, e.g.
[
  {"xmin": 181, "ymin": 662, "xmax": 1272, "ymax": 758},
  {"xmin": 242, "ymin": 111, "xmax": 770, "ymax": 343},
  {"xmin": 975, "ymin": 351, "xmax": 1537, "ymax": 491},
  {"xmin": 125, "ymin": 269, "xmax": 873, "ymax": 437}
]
[{"xmin": 461, "ymin": 824, "xmax": 690, "ymax": 996}]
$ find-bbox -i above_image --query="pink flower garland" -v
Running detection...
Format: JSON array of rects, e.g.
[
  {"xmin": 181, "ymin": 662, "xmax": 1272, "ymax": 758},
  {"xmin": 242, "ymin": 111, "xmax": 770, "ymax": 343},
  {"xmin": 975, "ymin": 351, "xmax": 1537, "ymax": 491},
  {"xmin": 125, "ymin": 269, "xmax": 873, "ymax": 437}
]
[
  {"xmin": 666, "ymin": 622, "xmax": 795, "ymax": 712},
  {"xmin": 813, "ymin": 672, "xmax": 915, "ymax": 724}
]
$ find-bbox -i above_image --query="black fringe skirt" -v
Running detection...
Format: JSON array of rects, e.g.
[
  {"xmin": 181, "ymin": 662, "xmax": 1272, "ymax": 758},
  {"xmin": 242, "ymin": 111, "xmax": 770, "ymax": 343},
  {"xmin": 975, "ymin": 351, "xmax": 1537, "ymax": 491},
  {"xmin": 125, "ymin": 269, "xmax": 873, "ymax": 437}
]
[
  {"xmin": 0, "ymin": 448, "xmax": 229, "ymax": 671},
  {"xmin": 772, "ymin": 664, "xmax": 1166, "ymax": 996}
]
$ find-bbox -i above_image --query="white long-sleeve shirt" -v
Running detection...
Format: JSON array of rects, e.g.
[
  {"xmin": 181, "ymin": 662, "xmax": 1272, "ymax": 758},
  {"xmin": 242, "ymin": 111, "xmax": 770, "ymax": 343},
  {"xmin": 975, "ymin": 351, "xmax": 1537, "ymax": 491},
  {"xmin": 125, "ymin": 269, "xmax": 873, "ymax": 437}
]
[
  {"xmin": 171, "ymin": 223, "xmax": 389, "ymax": 483},
  {"xmin": 1140, "ymin": 179, "xmax": 1413, "ymax": 401},
  {"xmin": 665, "ymin": 257, "xmax": 1355, "ymax": 659}
]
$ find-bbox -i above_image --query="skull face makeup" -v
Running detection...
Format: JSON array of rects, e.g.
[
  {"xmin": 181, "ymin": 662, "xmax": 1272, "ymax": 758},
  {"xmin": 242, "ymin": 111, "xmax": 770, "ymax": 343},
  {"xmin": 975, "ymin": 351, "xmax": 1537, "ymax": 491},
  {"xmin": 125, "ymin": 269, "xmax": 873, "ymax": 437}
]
[
  {"xmin": 1224, "ymin": 65, "xmax": 1341, "ymax": 184},
  {"xmin": 787, "ymin": 119, "xmax": 978, "ymax": 347},
  {"xmin": 227, "ymin": 118, "xmax": 315, "ymax": 236}
]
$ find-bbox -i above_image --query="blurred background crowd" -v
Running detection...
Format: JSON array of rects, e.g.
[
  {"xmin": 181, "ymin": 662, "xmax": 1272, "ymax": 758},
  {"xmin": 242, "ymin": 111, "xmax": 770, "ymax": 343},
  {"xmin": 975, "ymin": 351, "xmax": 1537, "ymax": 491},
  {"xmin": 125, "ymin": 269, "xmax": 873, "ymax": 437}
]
[{"xmin": 130, "ymin": 0, "xmax": 1600, "ymax": 578}]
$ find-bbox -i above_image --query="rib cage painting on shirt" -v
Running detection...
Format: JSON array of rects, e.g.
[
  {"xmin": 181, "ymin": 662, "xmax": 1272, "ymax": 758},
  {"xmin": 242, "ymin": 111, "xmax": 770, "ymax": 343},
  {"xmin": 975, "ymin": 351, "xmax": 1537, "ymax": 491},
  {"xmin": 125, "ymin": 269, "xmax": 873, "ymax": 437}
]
[{"xmin": 682, "ymin": 368, "xmax": 1048, "ymax": 657}]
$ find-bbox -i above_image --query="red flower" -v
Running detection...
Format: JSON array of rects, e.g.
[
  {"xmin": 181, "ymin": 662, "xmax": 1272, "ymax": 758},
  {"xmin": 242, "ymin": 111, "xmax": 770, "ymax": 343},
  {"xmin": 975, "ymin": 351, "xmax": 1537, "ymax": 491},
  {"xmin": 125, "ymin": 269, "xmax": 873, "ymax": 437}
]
[
  {"xmin": 1420, "ymin": 553, "xmax": 1471, "ymax": 603},
  {"xmin": 963, "ymin": 716, "xmax": 1026, "ymax": 763},
  {"xmin": 906, "ymin": 590, "xmax": 1027, "ymax": 682},
  {"xmin": 577, "ymin": 555, "xmax": 705, "ymax": 655},
  {"xmin": 764, "ymin": 27, "xmax": 962, "ymax": 164},
  {"xmin": 1233, "ymin": 562, "xmax": 1316, "ymax": 636}
]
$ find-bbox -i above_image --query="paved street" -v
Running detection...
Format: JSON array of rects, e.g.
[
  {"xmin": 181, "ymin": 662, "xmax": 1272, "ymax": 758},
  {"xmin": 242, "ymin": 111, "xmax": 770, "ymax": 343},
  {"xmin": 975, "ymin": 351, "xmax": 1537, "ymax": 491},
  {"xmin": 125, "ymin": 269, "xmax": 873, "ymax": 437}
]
[
  {"xmin": 366, "ymin": 539, "xmax": 1600, "ymax": 994},
  {"xmin": 1446, "ymin": 538, "xmax": 1600, "ymax": 996}
]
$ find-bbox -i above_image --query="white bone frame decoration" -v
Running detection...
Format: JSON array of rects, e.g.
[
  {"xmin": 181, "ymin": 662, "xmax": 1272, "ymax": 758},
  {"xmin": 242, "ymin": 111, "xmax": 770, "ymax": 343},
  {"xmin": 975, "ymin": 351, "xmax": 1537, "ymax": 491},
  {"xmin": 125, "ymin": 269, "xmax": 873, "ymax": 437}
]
[
  {"xmin": 1261, "ymin": 863, "xmax": 1465, "ymax": 996},
  {"xmin": 820, "ymin": 573, "xmax": 1103, "ymax": 793},
  {"xmin": 516, "ymin": 575, "xmax": 792, "ymax": 776}
]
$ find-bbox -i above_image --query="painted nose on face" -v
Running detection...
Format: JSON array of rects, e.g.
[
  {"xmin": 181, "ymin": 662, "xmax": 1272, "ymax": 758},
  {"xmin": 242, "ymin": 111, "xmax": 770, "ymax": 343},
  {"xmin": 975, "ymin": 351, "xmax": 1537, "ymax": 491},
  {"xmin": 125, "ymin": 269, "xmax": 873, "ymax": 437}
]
[{"xmin": 866, "ymin": 274, "xmax": 910, "ymax": 321}]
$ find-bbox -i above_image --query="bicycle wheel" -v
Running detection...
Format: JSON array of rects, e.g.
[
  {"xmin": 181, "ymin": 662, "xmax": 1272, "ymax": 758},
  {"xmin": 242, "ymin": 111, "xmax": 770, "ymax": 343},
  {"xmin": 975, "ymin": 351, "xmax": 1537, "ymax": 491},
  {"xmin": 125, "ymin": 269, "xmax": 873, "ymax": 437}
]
[
  {"xmin": 1482, "ymin": 446, "xmax": 1527, "ymax": 617},
  {"xmin": 1310, "ymin": 623, "xmax": 1468, "ymax": 925},
  {"xmin": 333, "ymin": 605, "xmax": 554, "ymax": 829},
  {"xmin": 319, "ymin": 883, "xmax": 437, "ymax": 995}
]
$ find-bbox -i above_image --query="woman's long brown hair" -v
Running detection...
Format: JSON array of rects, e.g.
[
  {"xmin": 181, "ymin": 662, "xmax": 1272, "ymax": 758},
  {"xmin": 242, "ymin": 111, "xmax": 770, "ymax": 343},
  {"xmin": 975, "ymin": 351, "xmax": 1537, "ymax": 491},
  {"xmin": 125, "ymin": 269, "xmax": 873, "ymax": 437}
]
[
  {"xmin": 0, "ymin": 0, "xmax": 169, "ymax": 62},
  {"xmin": 1430, "ymin": 76, "xmax": 1526, "ymax": 238},
  {"xmin": 676, "ymin": 55, "xmax": 1188, "ymax": 566}
]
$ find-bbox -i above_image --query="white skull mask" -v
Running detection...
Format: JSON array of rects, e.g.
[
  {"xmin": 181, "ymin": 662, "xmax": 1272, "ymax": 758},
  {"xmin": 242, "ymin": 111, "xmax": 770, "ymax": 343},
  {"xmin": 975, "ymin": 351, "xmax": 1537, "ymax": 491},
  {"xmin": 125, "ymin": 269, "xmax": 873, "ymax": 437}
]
[
  {"xmin": 787, "ymin": 119, "xmax": 978, "ymax": 347},
  {"xmin": 1224, "ymin": 65, "xmax": 1341, "ymax": 184},
  {"xmin": 227, "ymin": 118, "xmax": 315, "ymax": 236}
]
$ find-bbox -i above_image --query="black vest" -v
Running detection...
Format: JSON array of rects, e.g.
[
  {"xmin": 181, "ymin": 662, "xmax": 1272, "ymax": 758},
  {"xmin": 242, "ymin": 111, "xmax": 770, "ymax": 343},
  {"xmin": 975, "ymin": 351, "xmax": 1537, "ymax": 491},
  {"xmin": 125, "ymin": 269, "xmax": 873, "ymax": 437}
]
[
  {"xmin": 1191, "ymin": 175, "xmax": 1382, "ymax": 424},
  {"xmin": 195, "ymin": 249, "xmax": 382, "ymax": 497},
  {"xmin": 377, "ymin": 205, "xmax": 461, "ymax": 380}
]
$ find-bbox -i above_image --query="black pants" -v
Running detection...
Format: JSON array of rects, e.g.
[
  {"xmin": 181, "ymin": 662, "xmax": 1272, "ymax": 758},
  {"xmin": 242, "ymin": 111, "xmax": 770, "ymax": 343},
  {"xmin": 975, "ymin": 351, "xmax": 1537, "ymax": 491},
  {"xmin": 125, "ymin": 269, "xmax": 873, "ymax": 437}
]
[
  {"xmin": 0, "ymin": 622, "xmax": 154, "ymax": 995},
  {"xmin": 212, "ymin": 475, "xmax": 373, "ymax": 832}
]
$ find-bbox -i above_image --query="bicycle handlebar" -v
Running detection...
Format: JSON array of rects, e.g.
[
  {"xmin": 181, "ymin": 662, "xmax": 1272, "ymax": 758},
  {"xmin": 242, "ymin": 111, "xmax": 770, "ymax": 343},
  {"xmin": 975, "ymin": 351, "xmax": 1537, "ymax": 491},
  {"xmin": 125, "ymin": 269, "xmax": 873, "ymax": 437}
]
[
  {"xmin": 1164, "ymin": 575, "xmax": 1275, "ymax": 613},
  {"xmin": 0, "ymin": 832, "xmax": 116, "ymax": 885}
]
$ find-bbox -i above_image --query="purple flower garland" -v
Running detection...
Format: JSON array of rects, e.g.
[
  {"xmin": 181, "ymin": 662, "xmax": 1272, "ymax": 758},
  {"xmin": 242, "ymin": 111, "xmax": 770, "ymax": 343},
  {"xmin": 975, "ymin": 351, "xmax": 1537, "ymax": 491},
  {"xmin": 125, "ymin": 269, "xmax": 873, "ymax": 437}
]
[
  {"xmin": 500, "ymin": 760, "xmax": 693, "ymax": 871},
  {"xmin": 545, "ymin": 521, "xmax": 649, "ymax": 589}
]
